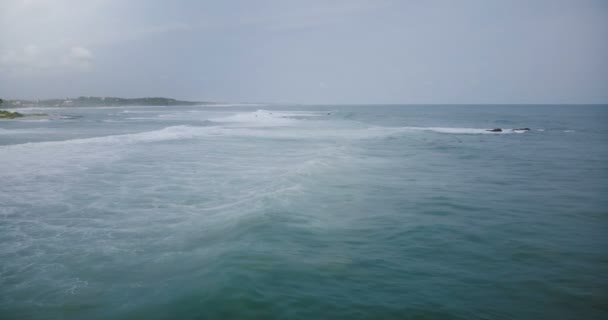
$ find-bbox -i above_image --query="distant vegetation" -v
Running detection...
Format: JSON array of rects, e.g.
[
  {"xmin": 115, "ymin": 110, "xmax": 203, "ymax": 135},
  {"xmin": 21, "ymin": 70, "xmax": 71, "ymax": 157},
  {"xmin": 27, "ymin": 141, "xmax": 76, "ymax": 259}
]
[
  {"xmin": 71, "ymin": 96, "xmax": 204, "ymax": 106},
  {"xmin": 1, "ymin": 96, "xmax": 207, "ymax": 108},
  {"xmin": 0, "ymin": 110, "xmax": 24, "ymax": 119},
  {"xmin": 1, "ymin": 98, "xmax": 47, "ymax": 118},
  {"xmin": 1, "ymin": 98, "xmax": 24, "ymax": 118}
]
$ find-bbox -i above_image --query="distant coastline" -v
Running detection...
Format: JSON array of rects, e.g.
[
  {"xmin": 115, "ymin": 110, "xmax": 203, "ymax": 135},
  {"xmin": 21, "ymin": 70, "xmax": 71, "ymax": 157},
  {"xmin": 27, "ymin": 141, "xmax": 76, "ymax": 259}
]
[{"xmin": 1, "ymin": 96, "xmax": 210, "ymax": 108}]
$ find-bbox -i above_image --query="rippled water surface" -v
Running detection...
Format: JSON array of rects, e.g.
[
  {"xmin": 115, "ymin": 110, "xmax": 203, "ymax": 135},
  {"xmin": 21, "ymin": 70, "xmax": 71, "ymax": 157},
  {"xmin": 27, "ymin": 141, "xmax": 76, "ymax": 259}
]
[{"xmin": 1, "ymin": 105, "xmax": 607, "ymax": 319}]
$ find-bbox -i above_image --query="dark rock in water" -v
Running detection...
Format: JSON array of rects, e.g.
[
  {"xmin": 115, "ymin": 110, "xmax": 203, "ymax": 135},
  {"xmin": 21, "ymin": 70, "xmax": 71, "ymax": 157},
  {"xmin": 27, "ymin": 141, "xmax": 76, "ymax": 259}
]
[
  {"xmin": 487, "ymin": 128, "xmax": 503, "ymax": 132},
  {"xmin": 513, "ymin": 128, "xmax": 531, "ymax": 131}
]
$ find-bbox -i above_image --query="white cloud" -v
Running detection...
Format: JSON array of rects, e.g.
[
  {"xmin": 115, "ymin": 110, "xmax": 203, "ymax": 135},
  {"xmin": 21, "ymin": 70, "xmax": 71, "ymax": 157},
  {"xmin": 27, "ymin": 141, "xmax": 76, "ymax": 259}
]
[
  {"xmin": 69, "ymin": 46, "xmax": 93, "ymax": 60},
  {"xmin": 0, "ymin": 0, "xmax": 188, "ymax": 75},
  {"xmin": 0, "ymin": 0, "xmax": 105, "ymax": 74},
  {"xmin": 0, "ymin": 45, "xmax": 46, "ymax": 72},
  {"xmin": 1, "ymin": 45, "xmax": 94, "ymax": 74},
  {"xmin": 63, "ymin": 46, "xmax": 94, "ymax": 71}
]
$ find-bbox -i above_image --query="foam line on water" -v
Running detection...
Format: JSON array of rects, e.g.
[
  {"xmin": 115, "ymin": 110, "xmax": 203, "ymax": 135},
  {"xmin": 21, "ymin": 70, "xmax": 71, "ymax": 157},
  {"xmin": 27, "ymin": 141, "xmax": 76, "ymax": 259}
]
[
  {"xmin": 0, "ymin": 122, "xmax": 535, "ymax": 153},
  {"xmin": 398, "ymin": 127, "xmax": 530, "ymax": 134},
  {"xmin": 0, "ymin": 121, "xmax": 536, "ymax": 182},
  {"xmin": 210, "ymin": 110, "xmax": 328, "ymax": 126},
  {"xmin": 210, "ymin": 110, "xmax": 298, "ymax": 126},
  {"xmin": 0, "ymin": 128, "xmax": 41, "ymax": 135},
  {"xmin": 0, "ymin": 125, "xmax": 211, "ymax": 150},
  {"xmin": 0, "ymin": 125, "xmax": 219, "ymax": 180}
]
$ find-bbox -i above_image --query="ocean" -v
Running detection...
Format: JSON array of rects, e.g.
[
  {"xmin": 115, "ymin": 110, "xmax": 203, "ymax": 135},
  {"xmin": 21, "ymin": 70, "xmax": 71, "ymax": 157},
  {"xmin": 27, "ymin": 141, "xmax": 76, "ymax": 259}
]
[{"xmin": 1, "ymin": 104, "xmax": 607, "ymax": 319}]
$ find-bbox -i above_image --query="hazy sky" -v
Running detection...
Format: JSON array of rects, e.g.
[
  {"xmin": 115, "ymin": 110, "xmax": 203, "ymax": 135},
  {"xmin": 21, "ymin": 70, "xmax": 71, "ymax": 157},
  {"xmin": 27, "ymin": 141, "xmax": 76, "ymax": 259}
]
[{"xmin": 1, "ymin": 0, "xmax": 607, "ymax": 104}]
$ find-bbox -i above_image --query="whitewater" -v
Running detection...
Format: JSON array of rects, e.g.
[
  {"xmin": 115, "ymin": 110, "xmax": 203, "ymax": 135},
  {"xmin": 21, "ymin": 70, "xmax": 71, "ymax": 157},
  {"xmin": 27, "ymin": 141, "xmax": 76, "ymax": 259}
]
[{"xmin": 1, "ymin": 104, "xmax": 607, "ymax": 319}]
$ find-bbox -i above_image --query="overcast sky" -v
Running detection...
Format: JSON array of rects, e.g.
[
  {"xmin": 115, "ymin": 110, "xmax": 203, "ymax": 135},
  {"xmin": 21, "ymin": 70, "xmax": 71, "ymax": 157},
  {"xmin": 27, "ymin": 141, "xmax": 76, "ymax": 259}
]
[{"xmin": 0, "ymin": 0, "xmax": 607, "ymax": 104}]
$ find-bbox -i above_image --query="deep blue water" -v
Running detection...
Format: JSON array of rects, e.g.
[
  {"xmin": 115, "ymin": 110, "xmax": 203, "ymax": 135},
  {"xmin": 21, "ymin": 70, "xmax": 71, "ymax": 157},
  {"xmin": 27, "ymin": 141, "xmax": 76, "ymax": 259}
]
[{"xmin": 1, "ymin": 105, "xmax": 607, "ymax": 319}]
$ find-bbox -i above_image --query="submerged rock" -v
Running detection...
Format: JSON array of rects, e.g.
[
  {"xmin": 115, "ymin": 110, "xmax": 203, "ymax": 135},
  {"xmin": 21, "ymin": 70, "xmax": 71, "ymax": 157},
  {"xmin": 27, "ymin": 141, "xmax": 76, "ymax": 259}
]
[
  {"xmin": 513, "ymin": 128, "xmax": 531, "ymax": 131},
  {"xmin": 487, "ymin": 128, "xmax": 503, "ymax": 132}
]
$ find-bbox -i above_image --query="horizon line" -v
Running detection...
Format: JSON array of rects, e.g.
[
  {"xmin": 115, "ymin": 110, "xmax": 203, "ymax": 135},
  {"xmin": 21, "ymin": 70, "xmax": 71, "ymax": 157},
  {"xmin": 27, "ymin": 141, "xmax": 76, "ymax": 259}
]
[{"xmin": 1, "ymin": 97, "xmax": 607, "ymax": 106}]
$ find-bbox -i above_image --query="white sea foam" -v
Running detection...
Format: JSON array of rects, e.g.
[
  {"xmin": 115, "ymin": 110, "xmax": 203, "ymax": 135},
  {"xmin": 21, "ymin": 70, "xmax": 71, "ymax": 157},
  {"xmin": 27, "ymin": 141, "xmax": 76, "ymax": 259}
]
[
  {"xmin": 0, "ymin": 114, "xmax": 538, "ymax": 185},
  {"xmin": 210, "ymin": 110, "xmax": 298, "ymax": 126},
  {"xmin": 0, "ymin": 122, "xmax": 403, "ymax": 183},
  {"xmin": 269, "ymin": 111, "xmax": 326, "ymax": 117},
  {"xmin": 12, "ymin": 118, "xmax": 51, "ymax": 122},
  {"xmin": 122, "ymin": 110, "xmax": 172, "ymax": 114},
  {"xmin": 205, "ymin": 103, "xmax": 269, "ymax": 107},
  {"xmin": 0, "ymin": 125, "xmax": 211, "ymax": 151},
  {"xmin": 0, "ymin": 125, "xmax": 217, "ymax": 180},
  {"xmin": 397, "ymin": 127, "xmax": 524, "ymax": 134}
]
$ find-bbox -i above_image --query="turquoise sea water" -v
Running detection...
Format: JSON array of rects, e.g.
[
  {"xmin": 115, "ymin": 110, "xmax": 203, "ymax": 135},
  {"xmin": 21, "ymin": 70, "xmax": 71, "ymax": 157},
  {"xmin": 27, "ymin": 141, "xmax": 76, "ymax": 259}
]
[{"xmin": 1, "ymin": 105, "xmax": 607, "ymax": 319}]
